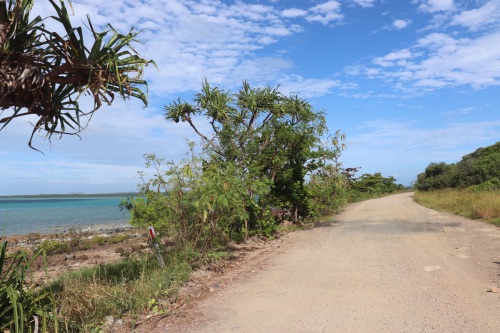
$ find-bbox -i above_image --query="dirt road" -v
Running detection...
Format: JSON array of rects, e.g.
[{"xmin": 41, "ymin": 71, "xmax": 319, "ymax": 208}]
[{"xmin": 158, "ymin": 193, "xmax": 500, "ymax": 332}]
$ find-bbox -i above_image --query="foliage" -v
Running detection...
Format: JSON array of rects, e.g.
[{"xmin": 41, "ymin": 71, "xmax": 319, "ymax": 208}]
[
  {"xmin": 415, "ymin": 162, "xmax": 458, "ymax": 191},
  {"xmin": 415, "ymin": 142, "xmax": 500, "ymax": 191},
  {"xmin": 164, "ymin": 80, "xmax": 343, "ymax": 225},
  {"xmin": 122, "ymin": 144, "xmax": 270, "ymax": 249},
  {"xmin": 307, "ymin": 163, "xmax": 350, "ymax": 217},
  {"xmin": 351, "ymin": 172, "xmax": 404, "ymax": 196},
  {"xmin": 37, "ymin": 239, "xmax": 71, "ymax": 255},
  {"xmin": 36, "ymin": 233, "xmax": 131, "ymax": 255},
  {"xmin": 414, "ymin": 189, "xmax": 500, "ymax": 226},
  {"xmin": 0, "ymin": 0, "xmax": 154, "ymax": 148},
  {"xmin": 47, "ymin": 251, "xmax": 191, "ymax": 332},
  {"xmin": 456, "ymin": 142, "xmax": 500, "ymax": 188},
  {"xmin": 0, "ymin": 241, "xmax": 57, "ymax": 332}
]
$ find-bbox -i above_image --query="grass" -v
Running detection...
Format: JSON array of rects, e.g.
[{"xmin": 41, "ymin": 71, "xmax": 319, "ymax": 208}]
[
  {"xmin": 43, "ymin": 247, "xmax": 194, "ymax": 332},
  {"xmin": 414, "ymin": 189, "xmax": 500, "ymax": 226}
]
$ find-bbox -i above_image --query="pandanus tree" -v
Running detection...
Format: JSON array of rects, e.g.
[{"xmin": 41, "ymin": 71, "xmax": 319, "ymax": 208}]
[
  {"xmin": 0, "ymin": 0, "xmax": 154, "ymax": 148},
  {"xmin": 165, "ymin": 80, "xmax": 340, "ymax": 224}
]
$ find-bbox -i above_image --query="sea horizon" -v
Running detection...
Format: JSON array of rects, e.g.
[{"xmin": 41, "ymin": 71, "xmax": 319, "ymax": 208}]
[{"xmin": 0, "ymin": 195, "xmax": 135, "ymax": 236}]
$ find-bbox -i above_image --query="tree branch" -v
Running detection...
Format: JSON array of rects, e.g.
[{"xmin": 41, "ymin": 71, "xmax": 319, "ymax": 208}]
[{"xmin": 185, "ymin": 116, "xmax": 225, "ymax": 158}]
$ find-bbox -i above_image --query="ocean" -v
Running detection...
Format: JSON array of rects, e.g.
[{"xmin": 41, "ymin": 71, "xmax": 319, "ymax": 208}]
[{"xmin": 0, "ymin": 196, "xmax": 131, "ymax": 236}]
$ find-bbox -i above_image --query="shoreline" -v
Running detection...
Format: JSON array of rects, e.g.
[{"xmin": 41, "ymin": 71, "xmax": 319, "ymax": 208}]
[{"xmin": 1, "ymin": 223, "xmax": 136, "ymax": 247}]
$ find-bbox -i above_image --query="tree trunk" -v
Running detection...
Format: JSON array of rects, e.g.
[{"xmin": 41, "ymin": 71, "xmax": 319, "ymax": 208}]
[{"xmin": 244, "ymin": 219, "xmax": 248, "ymax": 241}]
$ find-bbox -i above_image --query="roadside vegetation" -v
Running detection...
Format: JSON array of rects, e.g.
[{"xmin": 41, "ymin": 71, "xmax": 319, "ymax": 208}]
[
  {"xmin": 0, "ymin": 2, "xmax": 407, "ymax": 331},
  {"xmin": 414, "ymin": 189, "xmax": 500, "ymax": 226},
  {"xmin": 1, "ymin": 80, "xmax": 404, "ymax": 332},
  {"xmin": 414, "ymin": 141, "xmax": 500, "ymax": 225}
]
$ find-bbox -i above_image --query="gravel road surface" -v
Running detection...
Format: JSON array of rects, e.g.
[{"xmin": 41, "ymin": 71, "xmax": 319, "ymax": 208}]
[{"xmin": 159, "ymin": 192, "xmax": 500, "ymax": 332}]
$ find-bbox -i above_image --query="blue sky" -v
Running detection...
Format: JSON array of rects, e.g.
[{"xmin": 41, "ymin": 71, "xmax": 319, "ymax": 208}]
[{"xmin": 1, "ymin": 0, "xmax": 499, "ymax": 195}]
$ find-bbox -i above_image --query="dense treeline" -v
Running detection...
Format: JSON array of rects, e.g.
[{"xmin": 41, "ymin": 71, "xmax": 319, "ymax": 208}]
[{"xmin": 415, "ymin": 142, "xmax": 500, "ymax": 191}]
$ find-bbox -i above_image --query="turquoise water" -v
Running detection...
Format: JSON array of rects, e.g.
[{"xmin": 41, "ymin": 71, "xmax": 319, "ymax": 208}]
[{"xmin": 0, "ymin": 197, "xmax": 131, "ymax": 236}]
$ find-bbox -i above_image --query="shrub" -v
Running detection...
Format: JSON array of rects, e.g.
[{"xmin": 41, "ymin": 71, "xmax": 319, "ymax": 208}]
[
  {"xmin": 37, "ymin": 239, "xmax": 70, "ymax": 255},
  {"xmin": 0, "ymin": 242, "xmax": 57, "ymax": 332}
]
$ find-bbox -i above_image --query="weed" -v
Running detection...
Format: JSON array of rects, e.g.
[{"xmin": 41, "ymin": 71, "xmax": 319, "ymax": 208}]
[
  {"xmin": 46, "ymin": 249, "xmax": 192, "ymax": 331},
  {"xmin": 109, "ymin": 234, "xmax": 130, "ymax": 244},
  {"xmin": 92, "ymin": 235, "xmax": 106, "ymax": 246},
  {"xmin": 38, "ymin": 239, "xmax": 70, "ymax": 255}
]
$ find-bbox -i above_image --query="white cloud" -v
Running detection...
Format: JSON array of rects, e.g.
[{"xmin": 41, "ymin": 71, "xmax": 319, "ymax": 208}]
[
  {"xmin": 276, "ymin": 75, "xmax": 345, "ymax": 98},
  {"xmin": 306, "ymin": 1, "xmax": 344, "ymax": 25},
  {"xmin": 350, "ymin": 0, "xmax": 376, "ymax": 8},
  {"xmin": 363, "ymin": 30, "xmax": 500, "ymax": 90},
  {"xmin": 392, "ymin": 19, "xmax": 412, "ymax": 29},
  {"xmin": 282, "ymin": 8, "xmax": 308, "ymax": 18},
  {"xmin": 418, "ymin": 0, "xmax": 455, "ymax": 13},
  {"xmin": 451, "ymin": 0, "xmax": 500, "ymax": 31},
  {"xmin": 439, "ymin": 105, "xmax": 489, "ymax": 116},
  {"xmin": 373, "ymin": 49, "xmax": 413, "ymax": 67}
]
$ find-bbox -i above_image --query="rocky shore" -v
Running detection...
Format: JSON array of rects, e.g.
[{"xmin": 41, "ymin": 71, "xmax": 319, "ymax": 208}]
[
  {"xmin": 1, "ymin": 224, "xmax": 152, "ymax": 284},
  {"xmin": 2, "ymin": 224, "xmax": 135, "ymax": 248}
]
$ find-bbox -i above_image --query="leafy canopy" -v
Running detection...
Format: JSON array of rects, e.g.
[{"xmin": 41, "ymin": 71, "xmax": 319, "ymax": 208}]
[{"xmin": 415, "ymin": 141, "xmax": 500, "ymax": 191}]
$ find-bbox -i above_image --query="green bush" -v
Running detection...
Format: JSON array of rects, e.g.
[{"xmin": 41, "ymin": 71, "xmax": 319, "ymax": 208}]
[
  {"xmin": 108, "ymin": 234, "xmax": 130, "ymax": 244},
  {"xmin": 0, "ymin": 242, "xmax": 57, "ymax": 332},
  {"xmin": 38, "ymin": 239, "xmax": 70, "ymax": 255},
  {"xmin": 92, "ymin": 236, "xmax": 106, "ymax": 246}
]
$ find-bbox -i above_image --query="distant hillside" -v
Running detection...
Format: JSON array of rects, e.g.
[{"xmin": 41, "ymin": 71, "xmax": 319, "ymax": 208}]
[{"xmin": 415, "ymin": 141, "xmax": 500, "ymax": 191}]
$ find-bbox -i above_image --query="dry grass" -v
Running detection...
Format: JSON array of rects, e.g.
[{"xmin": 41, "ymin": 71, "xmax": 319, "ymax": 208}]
[
  {"xmin": 46, "ymin": 251, "xmax": 192, "ymax": 332},
  {"xmin": 414, "ymin": 189, "xmax": 500, "ymax": 226}
]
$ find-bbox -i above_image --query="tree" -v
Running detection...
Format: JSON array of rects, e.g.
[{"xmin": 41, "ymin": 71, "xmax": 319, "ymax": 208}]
[
  {"xmin": 456, "ymin": 142, "xmax": 500, "ymax": 187},
  {"xmin": 165, "ymin": 80, "xmax": 340, "ymax": 224},
  {"xmin": 415, "ymin": 142, "xmax": 500, "ymax": 191},
  {"xmin": 352, "ymin": 172, "xmax": 401, "ymax": 194},
  {"xmin": 0, "ymin": 0, "xmax": 154, "ymax": 148}
]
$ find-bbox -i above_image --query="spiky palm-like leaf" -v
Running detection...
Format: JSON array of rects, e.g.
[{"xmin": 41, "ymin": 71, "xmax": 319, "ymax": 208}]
[{"xmin": 0, "ymin": 0, "xmax": 155, "ymax": 149}]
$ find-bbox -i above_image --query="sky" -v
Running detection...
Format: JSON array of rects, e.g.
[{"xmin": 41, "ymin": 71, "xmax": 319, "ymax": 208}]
[{"xmin": 1, "ymin": 0, "xmax": 499, "ymax": 195}]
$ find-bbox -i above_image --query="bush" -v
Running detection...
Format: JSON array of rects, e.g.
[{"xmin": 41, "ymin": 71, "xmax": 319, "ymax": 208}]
[
  {"xmin": 0, "ymin": 241, "xmax": 57, "ymax": 332},
  {"xmin": 37, "ymin": 239, "xmax": 70, "ymax": 255}
]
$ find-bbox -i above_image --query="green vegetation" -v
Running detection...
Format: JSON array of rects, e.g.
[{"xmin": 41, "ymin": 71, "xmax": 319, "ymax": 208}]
[
  {"xmin": 1, "ymin": 242, "xmax": 57, "ymax": 332},
  {"xmin": 122, "ymin": 81, "xmax": 346, "ymax": 251},
  {"xmin": 36, "ymin": 234, "xmax": 130, "ymax": 255},
  {"xmin": 415, "ymin": 142, "xmax": 500, "ymax": 191},
  {"xmin": 414, "ymin": 189, "xmax": 500, "ymax": 226},
  {"xmin": 47, "ymin": 250, "xmax": 192, "ymax": 332},
  {"xmin": 0, "ymin": 0, "xmax": 154, "ymax": 149},
  {"xmin": 122, "ymin": 81, "xmax": 405, "ymax": 250},
  {"xmin": 414, "ymin": 142, "xmax": 500, "ymax": 225},
  {"xmin": 1, "ymin": 1, "xmax": 412, "ymax": 331},
  {"xmin": 349, "ymin": 172, "xmax": 406, "ymax": 201},
  {"xmin": 123, "ymin": 80, "xmax": 350, "ymax": 250}
]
